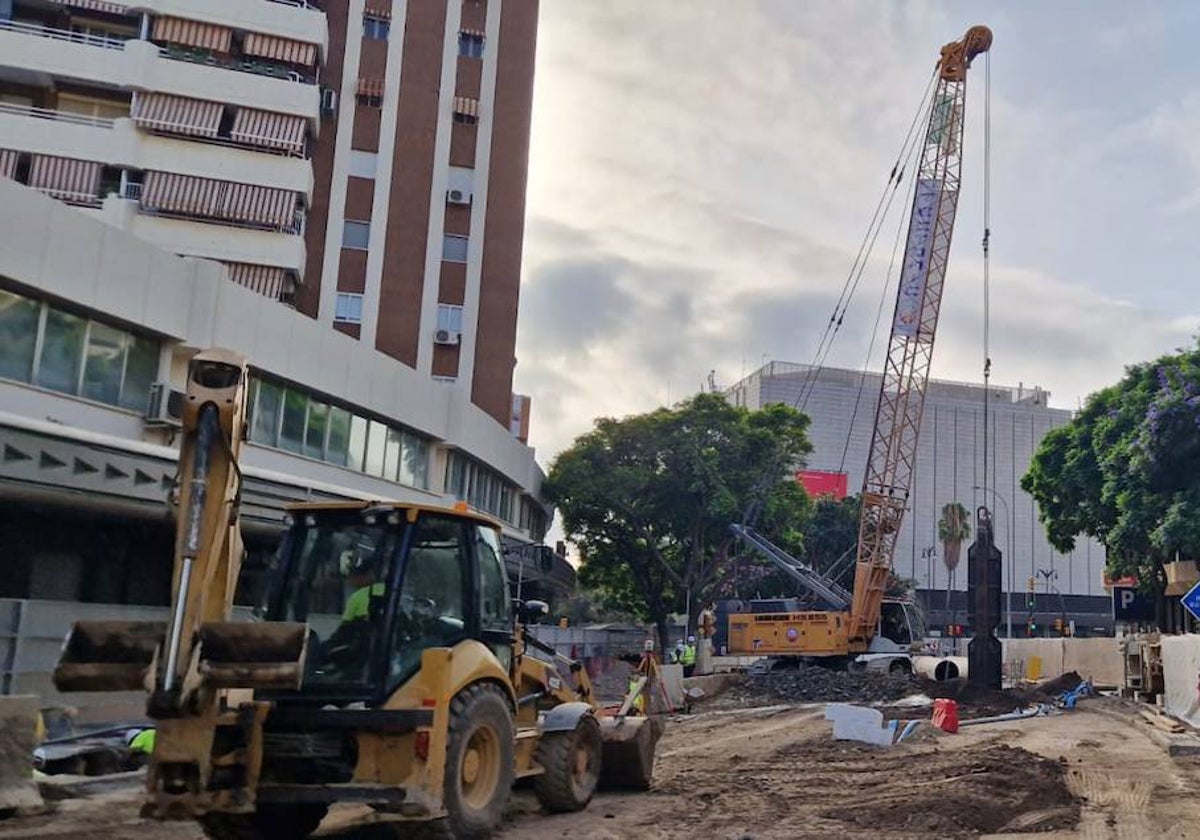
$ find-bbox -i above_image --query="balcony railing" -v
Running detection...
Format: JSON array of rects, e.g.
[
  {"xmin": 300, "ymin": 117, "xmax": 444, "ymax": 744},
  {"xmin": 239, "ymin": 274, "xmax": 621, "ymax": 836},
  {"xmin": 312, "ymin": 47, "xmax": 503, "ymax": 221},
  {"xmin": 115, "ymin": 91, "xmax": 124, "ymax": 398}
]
[
  {"xmin": 157, "ymin": 44, "xmax": 316, "ymax": 84},
  {"xmin": 0, "ymin": 18, "xmax": 129, "ymax": 51},
  {"xmin": 136, "ymin": 205, "xmax": 305, "ymax": 236},
  {"xmin": 265, "ymin": 0, "xmax": 325, "ymax": 10},
  {"xmin": 0, "ymin": 101, "xmax": 119, "ymax": 129}
]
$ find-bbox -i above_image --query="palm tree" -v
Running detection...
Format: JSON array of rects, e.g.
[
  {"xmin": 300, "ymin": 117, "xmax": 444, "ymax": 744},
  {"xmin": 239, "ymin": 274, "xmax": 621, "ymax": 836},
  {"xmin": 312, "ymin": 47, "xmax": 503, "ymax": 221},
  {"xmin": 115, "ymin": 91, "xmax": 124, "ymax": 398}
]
[{"xmin": 938, "ymin": 502, "xmax": 972, "ymax": 616}]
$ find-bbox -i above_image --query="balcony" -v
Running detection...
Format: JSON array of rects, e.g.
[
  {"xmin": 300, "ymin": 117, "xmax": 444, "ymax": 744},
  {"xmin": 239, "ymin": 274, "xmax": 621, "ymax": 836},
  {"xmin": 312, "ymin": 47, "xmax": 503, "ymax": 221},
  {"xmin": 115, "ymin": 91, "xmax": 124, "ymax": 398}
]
[
  {"xmin": 0, "ymin": 18, "xmax": 130, "ymax": 51},
  {"xmin": 157, "ymin": 43, "xmax": 317, "ymax": 86},
  {"xmin": 0, "ymin": 109, "xmax": 313, "ymax": 199},
  {"xmin": 0, "ymin": 28, "xmax": 318, "ymax": 122}
]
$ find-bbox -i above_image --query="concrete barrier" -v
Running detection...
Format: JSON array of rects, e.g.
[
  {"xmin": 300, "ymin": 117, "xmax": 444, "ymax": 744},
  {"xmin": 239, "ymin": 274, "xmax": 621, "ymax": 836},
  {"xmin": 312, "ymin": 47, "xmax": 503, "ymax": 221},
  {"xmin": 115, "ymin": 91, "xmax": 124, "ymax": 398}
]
[
  {"xmin": 1001, "ymin": 638, "xmax": 1123, "ymax": 686},
  {"xmin": 1160, "ymin": 635, "xmax": 1200, "ymax": 727}
]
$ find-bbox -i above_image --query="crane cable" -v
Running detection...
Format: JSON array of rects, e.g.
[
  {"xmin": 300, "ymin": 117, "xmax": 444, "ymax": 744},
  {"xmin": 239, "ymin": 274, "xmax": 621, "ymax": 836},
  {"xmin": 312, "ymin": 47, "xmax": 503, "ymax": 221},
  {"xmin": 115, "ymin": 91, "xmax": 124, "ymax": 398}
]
[
  {"xmin": 838, "ymin": 168, "xmax": 916, "ymax": 474},
  {"xmin": 790, "ymin": 69, "xmax": 937, "ymax": 414},
  {"xmin": 981, "ymin": 51, "xmax": 993, "ymax": 515},
  {"xmin": 739, "ymin": 69, "xmax": 937, "ymax": 535}
]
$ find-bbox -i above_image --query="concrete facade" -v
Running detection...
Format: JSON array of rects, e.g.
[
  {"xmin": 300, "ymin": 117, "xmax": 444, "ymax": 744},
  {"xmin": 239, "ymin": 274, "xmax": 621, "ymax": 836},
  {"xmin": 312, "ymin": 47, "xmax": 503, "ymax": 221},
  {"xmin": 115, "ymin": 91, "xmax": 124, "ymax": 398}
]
[
  {"xmin": 727, "ymin": 362, "xmax": 1110, "ymax": 619},
  {"xmin": 0, "ymin": 0, "xmax": 565, "ymax": 616}
]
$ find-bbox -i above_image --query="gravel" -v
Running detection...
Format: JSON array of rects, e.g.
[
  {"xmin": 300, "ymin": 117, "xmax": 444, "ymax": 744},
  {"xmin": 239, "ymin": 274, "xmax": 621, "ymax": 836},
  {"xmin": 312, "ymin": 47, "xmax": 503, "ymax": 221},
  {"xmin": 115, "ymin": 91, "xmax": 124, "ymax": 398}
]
[{"xmin": 715, "ymin": 664, "xmax": 921, "ymax": 706}]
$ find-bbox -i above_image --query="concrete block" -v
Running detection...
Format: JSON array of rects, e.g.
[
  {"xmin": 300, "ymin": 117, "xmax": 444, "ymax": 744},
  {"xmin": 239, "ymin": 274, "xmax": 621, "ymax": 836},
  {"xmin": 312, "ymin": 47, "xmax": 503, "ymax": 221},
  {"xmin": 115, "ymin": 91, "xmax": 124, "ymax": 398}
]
[
  {"xmin": 825, "ymin": 704, "xmax": 898, "ymax": 746},
  {"xmin": 0, "ymin": 695, "xmax": 45, "ymax": 813},
  {"xmin": 1161, "ymin": 634, "xmax": 1200, "ymax": 728}
]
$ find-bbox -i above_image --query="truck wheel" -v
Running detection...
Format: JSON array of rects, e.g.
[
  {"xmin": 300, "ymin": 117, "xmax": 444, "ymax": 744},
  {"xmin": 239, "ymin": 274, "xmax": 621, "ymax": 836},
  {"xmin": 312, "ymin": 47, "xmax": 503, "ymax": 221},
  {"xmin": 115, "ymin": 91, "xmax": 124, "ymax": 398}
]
[
  {"xmin": 534, "ymin": 714, "xmax": 601, "ymax": 813},
  {"xmin": 441, "ymin": 683, "xmax": 515, "ymax": 839},
  {"xmin": 200, "ymin": 804, "xmax": 327, "ymax": 839}
]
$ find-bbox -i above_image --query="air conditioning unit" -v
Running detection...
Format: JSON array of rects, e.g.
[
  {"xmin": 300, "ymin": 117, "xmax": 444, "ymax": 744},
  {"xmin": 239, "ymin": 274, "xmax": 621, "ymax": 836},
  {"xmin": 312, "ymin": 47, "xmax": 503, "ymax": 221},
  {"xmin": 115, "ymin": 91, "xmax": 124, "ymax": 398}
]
[
  {"xmin": 434, "ymin": 329, "xmax": 461, "ymax": 345},
  {"xmin": 446, "ymin": 189, "xmax": 472, "ymax": 206},
  {"xmin": 320, "ymin": 87, "xmax": 338, "ymax": 114},
  {"xmin": 145, "ymin": 382, "xmax": 185, "ymax": 427}
]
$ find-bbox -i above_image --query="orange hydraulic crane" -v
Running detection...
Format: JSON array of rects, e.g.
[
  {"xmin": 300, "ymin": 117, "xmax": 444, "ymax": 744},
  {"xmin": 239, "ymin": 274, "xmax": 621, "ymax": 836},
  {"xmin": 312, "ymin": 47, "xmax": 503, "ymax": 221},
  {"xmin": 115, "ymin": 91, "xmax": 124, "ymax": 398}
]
[{"xmin": 725, "ymin": 25, "xmax": 992, "ymax": 662}]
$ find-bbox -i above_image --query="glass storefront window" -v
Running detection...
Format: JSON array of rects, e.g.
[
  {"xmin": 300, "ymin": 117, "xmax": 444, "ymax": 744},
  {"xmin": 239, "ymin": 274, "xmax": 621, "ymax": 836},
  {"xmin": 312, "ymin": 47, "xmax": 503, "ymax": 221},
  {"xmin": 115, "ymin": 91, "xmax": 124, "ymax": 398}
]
[
  {"xmin": 81, "ymin": 322, "xmax": 125, "ymax": 405},
  {"xmin": 279, "ymin": 389, "xmax": 308, "ymax": 454},
  {"xmin": 36, "ymin": 308, "xmax": 86, "ymax": 394},
  {"xmin": 326, "ymin": 406, "xmax": 351, "ymax": 467},
  {"xmin": 347, "ymin": 414, "xmax": 369, "ymax": 472},
  {"xmin": 305, "ymin": 401, "xmax": 329, "ymax": 460},
  {"xmin": 0, "ymin": 290, "xmax": 39, "ymax": 383},
  {"xmin": 364, "ymin": 419, "xmax": 387, "ymax": 478},
  {"xmin": 120, "ymin": 334, "xmax": 158, "ymax": 412},
  {"xmin": 252, "ymin": 380, "xmax": 283, "ymax": 446},
  {"xmin": 383, "ymin": 427, "xmax": 402, "ymax": 481}
]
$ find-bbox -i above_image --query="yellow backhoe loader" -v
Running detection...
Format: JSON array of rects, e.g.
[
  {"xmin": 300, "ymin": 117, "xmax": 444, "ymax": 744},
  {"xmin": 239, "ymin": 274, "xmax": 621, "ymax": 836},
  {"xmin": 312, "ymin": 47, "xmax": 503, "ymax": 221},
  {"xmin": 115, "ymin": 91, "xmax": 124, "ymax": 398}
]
[{"xmin": 53, "ymin": 348, "xmax": 662, "ymax": 838}]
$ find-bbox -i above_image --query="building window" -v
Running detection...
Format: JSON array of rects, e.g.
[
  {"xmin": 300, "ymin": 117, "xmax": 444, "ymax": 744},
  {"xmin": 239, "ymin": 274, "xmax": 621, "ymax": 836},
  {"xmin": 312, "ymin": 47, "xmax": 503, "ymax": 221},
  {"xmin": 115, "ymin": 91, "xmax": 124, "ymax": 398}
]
[
  {"xmin": 335, "ymin": 293, "xmax": 364, "ymax": 324},
  {"xmin": 444, "ymin": 450, "xmax": 519, "ymax": 524},
  {"xmin": 0, "ymin": 288, "xmax": 159, "ymax": 412},
  {"xmin": 342, "ymin": 220, "xmax": 370, "ymax": 250},
  {"xmin": 459, "ymin": 32, "xmax": 484, "ymax": 59},
  {"xmin": 347, "ymin": 150, "xmax": 377, "ymax": 180},
  {"xmin": 453, "ymin": 111, "xmax": 478, "ymax": 126},
  {"xmin": 442, "ymin": 234, "xmax": 469, "ymax": 263},
  {"xmin": 363, "ymin": 15, "xmax": 390, "ymax": 40},
  {"xmin": 246, "ymin": 375, "xmax": 432, "ymax": 489},
  {"xmin": 437, "ymin": 304, "xmax": 464, "ymax": 333}
]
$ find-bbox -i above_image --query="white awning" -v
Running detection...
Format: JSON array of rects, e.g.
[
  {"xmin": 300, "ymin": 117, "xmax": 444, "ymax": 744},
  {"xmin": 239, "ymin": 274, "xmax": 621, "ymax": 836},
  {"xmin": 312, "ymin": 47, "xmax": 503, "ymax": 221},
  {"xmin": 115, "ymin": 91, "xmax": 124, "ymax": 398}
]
[
  {"xmin": 453, "ymin": 96, "xmax": 479, "ymax": 118},
  {"xmin": 62, "ymin": 0, "xmax": 129, "ymax": 14},
  {"xmin": 131, "ymin": 92, "xmax": 223, "ymax": 138},
  {"xmin": 226, "ymin": 263, "xmax": 289, "ymax": 300},
  {"xmin": 243, "ymin": 32, "xmax": 318, "ymax": 66},
  {"xmin": 230, "ymin": 108, "xmax": 307, "ymax": 155},
  {"xmin": 28, "ymin": 155, "xmax": 102, "ymax": 204},
  {"xmin": 152, "ymin": 16, "xmax": 232, "ymax": 52},
  {"xmin": 0, "ymin": 150, "xmax": 18, "ymax": 181},
  {"xmin": 140, "ymin": 170, "xmax": 225, "ymax": 217},
  {"xmin": 222, "ymin": 182, "xmax": 296, "ymax": 229}
]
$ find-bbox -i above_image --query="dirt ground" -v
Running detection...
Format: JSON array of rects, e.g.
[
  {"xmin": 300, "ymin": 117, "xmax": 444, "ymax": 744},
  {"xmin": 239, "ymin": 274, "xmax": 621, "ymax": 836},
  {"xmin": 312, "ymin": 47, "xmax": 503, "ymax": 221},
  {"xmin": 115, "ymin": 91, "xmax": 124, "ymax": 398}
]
[{"xmin": 0, "ymin": 698, "xmax": 1196, "ymax": 839}]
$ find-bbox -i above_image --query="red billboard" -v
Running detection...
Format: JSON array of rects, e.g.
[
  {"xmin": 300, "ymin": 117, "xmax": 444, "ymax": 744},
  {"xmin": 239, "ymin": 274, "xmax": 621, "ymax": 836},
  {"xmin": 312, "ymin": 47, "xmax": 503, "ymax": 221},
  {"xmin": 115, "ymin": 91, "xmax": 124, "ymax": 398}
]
[{"xmin": 796, "ymin": 469, "xmax": 848, "ymax": 500}]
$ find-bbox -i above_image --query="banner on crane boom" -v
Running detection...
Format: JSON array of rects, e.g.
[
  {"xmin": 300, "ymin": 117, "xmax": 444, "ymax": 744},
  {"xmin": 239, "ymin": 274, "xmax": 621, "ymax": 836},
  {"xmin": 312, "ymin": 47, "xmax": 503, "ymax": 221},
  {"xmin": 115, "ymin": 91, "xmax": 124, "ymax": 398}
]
[{"xmin": 893, "ymin": 177, "xmax": 940, "ymax": 338}]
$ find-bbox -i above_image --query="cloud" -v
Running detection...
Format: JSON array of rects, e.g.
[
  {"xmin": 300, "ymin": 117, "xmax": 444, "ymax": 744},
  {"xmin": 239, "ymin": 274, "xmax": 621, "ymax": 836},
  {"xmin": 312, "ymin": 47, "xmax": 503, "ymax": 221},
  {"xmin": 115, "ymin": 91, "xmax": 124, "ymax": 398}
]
[{"xmin": 515, "ymin": 2, "xmax": 1198, "ymax": 466}]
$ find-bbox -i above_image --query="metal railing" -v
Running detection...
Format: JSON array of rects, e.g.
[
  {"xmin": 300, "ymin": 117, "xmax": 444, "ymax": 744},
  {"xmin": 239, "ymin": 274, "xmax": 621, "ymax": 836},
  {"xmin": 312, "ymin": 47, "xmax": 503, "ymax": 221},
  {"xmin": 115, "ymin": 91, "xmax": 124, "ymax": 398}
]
[
  {"xmin": 122, "ymin": 182, "xmax": 142, "ymax": 200},
  {"xmin": 137, "ymin": 204, "xmax": 305, "ymax": 236},
  {"xmin": 157, "ymin": 43, "xmax": 317, "ymax": 85},
  {"xmin": 0, "ymin": 18, "xmax": 130, "ymax": 51},
  {"xmin": 265, "ymin": 0, "xmax": 325, "ymax": 9},
  {"xmin": 0, "ymin": 101, "xmax": 118, "ymax": 129}
]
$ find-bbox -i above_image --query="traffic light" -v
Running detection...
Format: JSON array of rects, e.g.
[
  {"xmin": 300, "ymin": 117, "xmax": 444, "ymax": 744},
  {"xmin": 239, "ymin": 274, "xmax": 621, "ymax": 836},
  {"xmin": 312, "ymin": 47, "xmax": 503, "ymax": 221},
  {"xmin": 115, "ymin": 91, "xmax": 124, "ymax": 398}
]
[{"xmin": 1027, "ymin": 576, "xmax": 1036, "ymax": 591}]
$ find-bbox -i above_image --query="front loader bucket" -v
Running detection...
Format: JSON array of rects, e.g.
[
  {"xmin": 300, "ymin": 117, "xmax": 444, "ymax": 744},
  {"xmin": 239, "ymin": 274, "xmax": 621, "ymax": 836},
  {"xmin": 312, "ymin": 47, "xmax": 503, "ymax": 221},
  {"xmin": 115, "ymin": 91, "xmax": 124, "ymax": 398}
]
[
  {"xmin": 53, "ymin": 621, "xmax": 165, "ymax": 692},
  {"xmin": 197, "ymin": 622, "xmax": 308, "ymax": 690},
  {"xmin": 598, "ymin": 715, "xmax": 665, "ymax": 791}
]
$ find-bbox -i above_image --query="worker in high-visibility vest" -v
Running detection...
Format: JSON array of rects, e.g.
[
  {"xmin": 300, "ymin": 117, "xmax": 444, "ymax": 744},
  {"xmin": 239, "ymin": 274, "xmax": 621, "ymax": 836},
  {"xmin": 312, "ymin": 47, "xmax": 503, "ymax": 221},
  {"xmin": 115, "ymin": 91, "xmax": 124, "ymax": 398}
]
[{"xmin": 680, "ymin": 636, "xmax": 697, "ymax": 677}]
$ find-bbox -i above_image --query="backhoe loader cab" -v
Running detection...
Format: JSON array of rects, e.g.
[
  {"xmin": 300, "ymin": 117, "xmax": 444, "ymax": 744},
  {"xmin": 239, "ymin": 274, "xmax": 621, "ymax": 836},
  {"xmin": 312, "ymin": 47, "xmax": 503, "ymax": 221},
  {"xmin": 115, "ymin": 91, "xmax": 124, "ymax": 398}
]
[{"xmin": 264, "ymin": 503, "xmax": 516, "ymax": 704}]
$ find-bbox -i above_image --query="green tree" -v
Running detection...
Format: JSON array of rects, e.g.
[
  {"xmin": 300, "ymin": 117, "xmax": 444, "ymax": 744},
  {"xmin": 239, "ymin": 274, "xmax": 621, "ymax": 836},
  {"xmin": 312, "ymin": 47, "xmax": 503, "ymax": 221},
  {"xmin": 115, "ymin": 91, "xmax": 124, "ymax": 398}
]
[
  {"xmin": 1021, "ymin": 344, "xmax": 1200, "ymax": 623},
  {"xmin": 544, "ymin": 393, "xmax": 813, "ymax": 648},
  {"xmin": 938, "ymin": 501, "xmax": 971, "ymax": 613}
]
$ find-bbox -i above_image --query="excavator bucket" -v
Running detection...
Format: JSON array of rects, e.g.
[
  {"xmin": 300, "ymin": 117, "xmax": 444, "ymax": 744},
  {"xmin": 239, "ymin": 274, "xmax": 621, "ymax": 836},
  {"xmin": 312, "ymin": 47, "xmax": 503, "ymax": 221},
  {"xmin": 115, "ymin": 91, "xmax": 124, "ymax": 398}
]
[
  {"xmin": 196, "ymin": 622, "xmax": 308, "ymax": 690},
  {"xmin": 53, "ymin": 620, "xmax": 309, "ymax": 693},
  {"xmin": 53, "ymin": 621, "xmax": 165, "ymax": 692},
  {"xmin": 597, "ymin": 715, "xmax": 665, "ymax": 791}
]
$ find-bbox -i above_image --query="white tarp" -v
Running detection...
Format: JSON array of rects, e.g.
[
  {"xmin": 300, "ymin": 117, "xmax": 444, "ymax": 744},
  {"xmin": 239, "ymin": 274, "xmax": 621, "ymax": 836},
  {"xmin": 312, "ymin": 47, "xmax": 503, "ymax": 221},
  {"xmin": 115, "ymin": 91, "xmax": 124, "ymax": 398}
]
[
  {"xmin": 893, "ymin": 177, "xmax": 940, "ymax": 338},
  {"xmin": 1161, "ymin": 634, "xmax": 1200, "ymax": 728}
]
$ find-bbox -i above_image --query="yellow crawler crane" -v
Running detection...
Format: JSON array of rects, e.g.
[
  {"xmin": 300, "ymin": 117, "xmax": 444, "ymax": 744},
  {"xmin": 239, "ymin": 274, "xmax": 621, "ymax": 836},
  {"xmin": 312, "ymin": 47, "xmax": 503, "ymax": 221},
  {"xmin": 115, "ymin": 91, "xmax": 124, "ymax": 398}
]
[{"xmin": 54, "ymin": 348, "xmax": 661, "ymax": 839}]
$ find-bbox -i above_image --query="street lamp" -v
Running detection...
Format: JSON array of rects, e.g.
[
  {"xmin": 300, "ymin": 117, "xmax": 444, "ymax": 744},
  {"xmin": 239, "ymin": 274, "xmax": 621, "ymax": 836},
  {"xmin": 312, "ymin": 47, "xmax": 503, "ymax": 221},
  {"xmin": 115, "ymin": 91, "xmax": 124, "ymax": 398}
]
[{"xmin": 974, "ymin": 485, "xmax": 1014, "ymax": 639}]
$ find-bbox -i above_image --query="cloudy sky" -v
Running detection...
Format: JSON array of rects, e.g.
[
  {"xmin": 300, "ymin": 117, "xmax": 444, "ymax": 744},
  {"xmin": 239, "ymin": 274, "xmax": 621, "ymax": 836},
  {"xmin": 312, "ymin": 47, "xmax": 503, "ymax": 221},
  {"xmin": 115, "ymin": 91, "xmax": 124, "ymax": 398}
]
[{"xmin": 513, "ymin": 1, "xmax": 1200, "ymax": 465}]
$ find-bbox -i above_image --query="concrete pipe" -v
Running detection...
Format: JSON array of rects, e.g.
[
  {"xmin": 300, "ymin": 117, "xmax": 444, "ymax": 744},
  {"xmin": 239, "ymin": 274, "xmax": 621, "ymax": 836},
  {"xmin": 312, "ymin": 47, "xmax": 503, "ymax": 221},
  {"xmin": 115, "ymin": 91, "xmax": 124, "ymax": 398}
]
[{"xmin": 913, "ymin": 656, "xmax": 969, "ymax": 682}]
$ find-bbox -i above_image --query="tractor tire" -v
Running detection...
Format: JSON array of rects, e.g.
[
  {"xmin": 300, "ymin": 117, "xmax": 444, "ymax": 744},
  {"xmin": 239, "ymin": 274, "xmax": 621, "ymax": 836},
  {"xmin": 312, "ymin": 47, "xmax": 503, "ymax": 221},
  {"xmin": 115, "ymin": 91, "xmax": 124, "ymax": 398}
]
[
  {"xmin": 533, "ymin": 714, "xmax": 601, "ymax": 813},
  {"xmin": 436, "ymin": 682, "xmax": 515, "ymax": 839},
  {"xmin": 200, "ymin": 804, "xmax": 327, "ymax": 840}
]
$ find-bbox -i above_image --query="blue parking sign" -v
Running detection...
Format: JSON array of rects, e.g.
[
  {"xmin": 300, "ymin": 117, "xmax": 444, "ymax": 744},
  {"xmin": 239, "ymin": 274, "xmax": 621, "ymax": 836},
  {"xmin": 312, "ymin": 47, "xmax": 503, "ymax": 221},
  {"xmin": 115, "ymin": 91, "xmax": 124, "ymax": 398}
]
[{"xmin": 1183, "ymin": 582, "xmax": 1200, "ymax": 624}]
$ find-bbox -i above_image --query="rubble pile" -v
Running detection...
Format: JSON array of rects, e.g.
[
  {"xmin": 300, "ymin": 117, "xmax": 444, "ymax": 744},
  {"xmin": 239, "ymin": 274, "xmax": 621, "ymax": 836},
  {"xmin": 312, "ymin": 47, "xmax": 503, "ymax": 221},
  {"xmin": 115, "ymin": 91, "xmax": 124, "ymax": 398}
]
[{"xmin": 720, "ymin": 664, "xmax": 920, "ymax": 706}]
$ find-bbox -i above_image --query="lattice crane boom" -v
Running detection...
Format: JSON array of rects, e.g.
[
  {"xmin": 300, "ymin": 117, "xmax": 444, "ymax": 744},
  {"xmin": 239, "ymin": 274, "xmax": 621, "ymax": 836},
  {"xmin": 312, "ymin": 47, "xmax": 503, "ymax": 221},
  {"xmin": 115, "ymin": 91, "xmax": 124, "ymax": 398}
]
[{"xmin": 847, "ymin": 25, "xmax": 992, "ymax": 647}]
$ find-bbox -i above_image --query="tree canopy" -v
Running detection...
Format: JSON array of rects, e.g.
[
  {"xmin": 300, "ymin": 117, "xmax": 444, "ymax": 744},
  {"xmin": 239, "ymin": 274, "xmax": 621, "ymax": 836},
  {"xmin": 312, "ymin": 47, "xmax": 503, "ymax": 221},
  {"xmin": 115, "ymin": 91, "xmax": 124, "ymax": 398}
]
[
  {"xmin": 544, "ymin": 393, "xmax": 813, "ymax": 646},
  {"xmin": 1021, "ymin": 344, "xmax": 1200, "ymax": 592}
]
